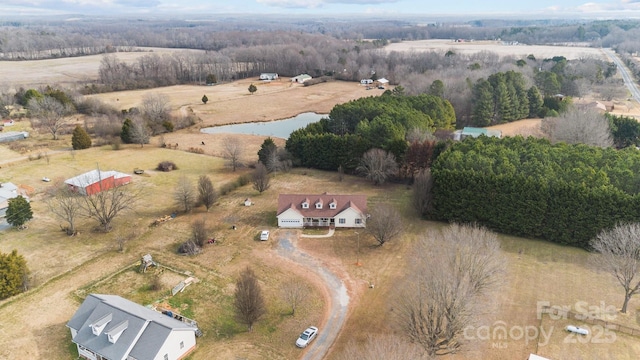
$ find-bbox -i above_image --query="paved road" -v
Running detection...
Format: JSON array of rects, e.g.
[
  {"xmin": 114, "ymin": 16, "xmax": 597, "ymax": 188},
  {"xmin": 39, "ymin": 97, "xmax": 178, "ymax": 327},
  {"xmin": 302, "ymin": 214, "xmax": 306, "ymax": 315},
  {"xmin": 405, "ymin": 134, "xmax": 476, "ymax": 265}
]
[
  {"xmin": 276, "ymin": 232, "xmax": 349, "ymax": 360},
  {"xmin": 602, "ymin": 48, "xmax": 640, "ymax": 103}
]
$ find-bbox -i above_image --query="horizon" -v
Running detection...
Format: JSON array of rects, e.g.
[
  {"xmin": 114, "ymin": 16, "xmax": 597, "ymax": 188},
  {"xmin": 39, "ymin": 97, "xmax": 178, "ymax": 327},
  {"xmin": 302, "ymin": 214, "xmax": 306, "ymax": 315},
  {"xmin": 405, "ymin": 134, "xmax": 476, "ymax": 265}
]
[{"xmin": 2, "ymin": 0, "xmax": 640, "ymax": 20}]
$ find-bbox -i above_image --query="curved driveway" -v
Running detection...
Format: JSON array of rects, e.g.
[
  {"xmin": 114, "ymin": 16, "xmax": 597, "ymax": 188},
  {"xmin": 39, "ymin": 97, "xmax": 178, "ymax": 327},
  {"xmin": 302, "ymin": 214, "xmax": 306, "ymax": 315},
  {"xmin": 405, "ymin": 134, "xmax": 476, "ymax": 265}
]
[{"xmin": 276, "ymin": 231, "xmax": 349, "ymax": 360}]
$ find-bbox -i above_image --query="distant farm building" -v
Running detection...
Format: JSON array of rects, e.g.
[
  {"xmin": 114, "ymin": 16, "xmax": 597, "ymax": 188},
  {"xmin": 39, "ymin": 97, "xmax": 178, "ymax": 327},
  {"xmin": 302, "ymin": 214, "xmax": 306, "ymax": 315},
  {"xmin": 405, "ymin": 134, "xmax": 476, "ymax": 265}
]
[
  {"xmin": 360, "ymin": 79, "xmax": 373, "ymax": 85},
  {"xmin": 65, "ymin": 170, "xmax": 131, "ymax": 196},
  {"xmin": 291, "ymin": 74, "xmax": 312, "ymax": 83},
  {"xmin": 259, "ymin": 73, "xmax": 278, "ymax": 81},
  {"xmin": 0, "ymin": 131, "xmax": 29, "ymax": 143},
  {"xmin": 374, "ymin": 78, "xmax": 389, "ymax": 86}
]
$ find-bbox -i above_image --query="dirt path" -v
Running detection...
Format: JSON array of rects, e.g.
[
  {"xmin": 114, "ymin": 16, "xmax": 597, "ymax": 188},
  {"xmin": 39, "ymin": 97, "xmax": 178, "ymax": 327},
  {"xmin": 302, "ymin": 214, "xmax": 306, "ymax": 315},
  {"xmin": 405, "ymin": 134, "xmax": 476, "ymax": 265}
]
[{"xmin": 276, "ymin": 233, "xmax": 350, "ymax": 360}]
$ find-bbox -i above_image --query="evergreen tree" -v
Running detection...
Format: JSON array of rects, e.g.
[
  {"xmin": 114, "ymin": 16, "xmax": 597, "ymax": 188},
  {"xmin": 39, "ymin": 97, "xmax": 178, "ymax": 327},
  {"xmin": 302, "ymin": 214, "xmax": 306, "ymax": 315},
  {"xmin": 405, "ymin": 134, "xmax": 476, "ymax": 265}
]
[
  {"xmin": 258, "ymin": 137, "xmax": 277, "ymax": 166},
  {"xmin": 120, "ymin": 118, "xmax": 134, "ymax": 144},
  {"xmin": 527, "ymin": 86, "xmax": 544, "ymax": 118},
  {"xmin": 6, "ymin": 196, "xmax": 32, "ymax": 228},
  {"xmin": 202, "ymin": 94, "xmax": 208, "ymax": 104},
  {"xmin": 428, "ymin": 80, "xmax": 444, "ymax": 98},
  {"xmin": 0, "ymin": 249, "xmax": 30, "ymax": 300},
  {"xmin": 71, "ymin": 125, "xmax": 92, "ymax": 150},
  {"xmin": 248, "ymin": 84, "xmax": 257, "ymax": 95},
  {"xmin": 471, "ymin": 79, "xmax": 494, "ymax": 126}
]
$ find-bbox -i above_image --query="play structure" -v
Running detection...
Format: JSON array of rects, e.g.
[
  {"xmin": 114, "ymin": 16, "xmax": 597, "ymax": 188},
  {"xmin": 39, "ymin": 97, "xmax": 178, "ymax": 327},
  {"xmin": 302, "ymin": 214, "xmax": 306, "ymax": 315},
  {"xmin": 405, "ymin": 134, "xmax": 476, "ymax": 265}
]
[{"xmin": 139, "ymin": 254, "xmax": 158, "ymax": 273}]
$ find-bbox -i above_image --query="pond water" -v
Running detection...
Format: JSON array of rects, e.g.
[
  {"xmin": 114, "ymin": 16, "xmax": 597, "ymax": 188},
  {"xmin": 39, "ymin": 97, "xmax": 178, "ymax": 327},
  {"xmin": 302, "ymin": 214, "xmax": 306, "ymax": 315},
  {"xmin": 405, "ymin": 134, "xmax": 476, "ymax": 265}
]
[{"xmin": 200, "ymin": 112, "xmax": 326, "ymax": 139}]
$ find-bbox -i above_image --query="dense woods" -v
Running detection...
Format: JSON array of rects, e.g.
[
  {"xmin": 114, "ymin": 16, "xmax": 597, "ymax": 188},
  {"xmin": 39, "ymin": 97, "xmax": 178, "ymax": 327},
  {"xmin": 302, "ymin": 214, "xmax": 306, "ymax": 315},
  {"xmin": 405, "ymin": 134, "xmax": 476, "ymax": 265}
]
[
  {"xmin": 285, "ymin": 93, "xmax": 453, "ymax": 172},
  {"xmin": 430, "ymin": 136, "xmax": 640, "ymax": 248}
]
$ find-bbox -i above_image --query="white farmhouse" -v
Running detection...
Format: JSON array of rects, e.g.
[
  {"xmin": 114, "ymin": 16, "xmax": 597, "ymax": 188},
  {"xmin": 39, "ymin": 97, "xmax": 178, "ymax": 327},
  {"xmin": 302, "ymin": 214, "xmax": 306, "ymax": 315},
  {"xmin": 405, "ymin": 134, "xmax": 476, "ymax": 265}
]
[
  {"xmin": 277, "ymin": 192, "xmax": 367, "ymax": 228},
  {"xmin": 259, "ymin": 73, "xmax": 278, "ymax": 81},
  {"xmin": 67, "ymin": 294, "xmax": 199, "ymax": 360}
]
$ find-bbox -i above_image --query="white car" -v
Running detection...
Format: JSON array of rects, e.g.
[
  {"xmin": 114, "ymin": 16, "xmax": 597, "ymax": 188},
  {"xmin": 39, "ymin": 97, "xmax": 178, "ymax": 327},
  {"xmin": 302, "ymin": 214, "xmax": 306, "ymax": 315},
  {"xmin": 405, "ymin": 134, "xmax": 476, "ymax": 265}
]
[
  {"xmin": 260, "ymin": 230, "xmax": 270, "ymax": 241},
  {"xmin": 296, "ymin": 326, "xmax": 318, "ymax": 348}
]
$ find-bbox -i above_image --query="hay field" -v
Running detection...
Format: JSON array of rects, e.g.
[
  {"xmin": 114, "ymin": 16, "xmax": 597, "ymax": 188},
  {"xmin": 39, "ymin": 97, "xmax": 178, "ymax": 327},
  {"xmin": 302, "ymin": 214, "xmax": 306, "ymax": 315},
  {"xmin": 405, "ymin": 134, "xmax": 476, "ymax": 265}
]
[
  {"xmin": 0, "ymin": 47, "xmax": 204, "ymax": 89},
  {"xmin": 384, "ymin": 39, "xmax": 608, "ymax": 60}
]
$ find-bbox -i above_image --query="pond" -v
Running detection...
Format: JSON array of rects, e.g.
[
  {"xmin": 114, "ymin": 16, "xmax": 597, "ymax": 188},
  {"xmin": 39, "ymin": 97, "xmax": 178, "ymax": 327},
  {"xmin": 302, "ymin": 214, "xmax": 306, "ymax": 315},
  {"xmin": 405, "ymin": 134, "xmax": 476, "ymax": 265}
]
[{"xmin": 200, "ymin": 112, "xmax": 326, "ymax": 139}]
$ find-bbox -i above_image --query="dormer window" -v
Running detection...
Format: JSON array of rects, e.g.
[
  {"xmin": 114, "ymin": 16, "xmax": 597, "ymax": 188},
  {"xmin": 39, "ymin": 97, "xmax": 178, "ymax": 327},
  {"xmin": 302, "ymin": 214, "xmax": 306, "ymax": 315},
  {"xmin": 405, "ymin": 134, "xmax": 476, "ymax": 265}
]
[
  {"xmin": 329, "ymin": 199, "xmax": 337, "ymax": 209},
  {"xmin": 90, "ymin": 313, "xmax": 112, "ymax": 336},
  {"xmin": 315, "ymin": 199, "xmax": 323, "ymax": 209},
  {"xmin": 106, "ymin": 320, "xmax": 128, "ymax": 344},
  {"xmin": 302, "ymin": 201, "xmax": 309, "ymax": 209}
]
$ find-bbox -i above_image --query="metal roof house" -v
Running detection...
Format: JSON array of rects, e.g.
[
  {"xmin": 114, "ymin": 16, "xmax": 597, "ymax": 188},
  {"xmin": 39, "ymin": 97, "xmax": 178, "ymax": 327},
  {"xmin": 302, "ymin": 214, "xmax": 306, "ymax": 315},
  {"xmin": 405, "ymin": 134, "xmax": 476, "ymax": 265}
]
[
  {"xmin": 453, "ymin": 127, "xmax": 502, "ymax": 141},
  {"xmin": 0, "ymin": 182, "xmax": 28, "ymax": 218},
  {"xmin": 259, "ymin": 73, "xmax": 278, "ymax": 81},
  {"xmin": 65, "ymin": 170, "xmax": 131, "ymax": 196},
  {"xmin": 276, "ymin": 192, "xmax": 367, "ymax": 228},
  {"xmin": 67, "ymin": 294, "xmax": 198, "ymax": 360},
  {"xmin": 0, "ymin": 131, "xmax": 29, "ymax": 143},
  {"xmin": 291, "ymin": 74, "xmax": 312, "ymax": 83}
]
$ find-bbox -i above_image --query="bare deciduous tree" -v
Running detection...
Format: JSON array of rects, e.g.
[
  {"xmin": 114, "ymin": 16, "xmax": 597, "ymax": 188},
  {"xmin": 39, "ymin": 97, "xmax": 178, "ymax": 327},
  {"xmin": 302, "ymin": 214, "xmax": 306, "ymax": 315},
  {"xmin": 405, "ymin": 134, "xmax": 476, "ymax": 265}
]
[
  {"xmin": 281, "ymin": 278, "xmax": 308, "ymax": 316},
  {"xmin": 191, "ymin": 218, "xmax": 208, "ymax": 247},
  {"xmin": 174, "ymin": 176, "xmax": 196, "ymax": 213},
  {"xmin": 542, "ymin": 105, "xmax": 613, "ymax": 147},
  {"xmin": 356, "ymin": 148, "xmax": 398, "ymax": 186},
  {"xmin": 365, "ymin": 203, "xmax": 403, "ymax": 246},
  {"xmin": 27, "ymin": 96, "xmax": 73, "ymax": 140},
  {"xmin": 197, "ymin": 175, "xmax": 217, "ymax": 211},
  {"xmin": 336, "ymin": 335, "xmax": 431, "ymax": 360},
  {"xmin": 234, "ymin": 267, "xmax": 266, "ymax": 331},
  {"xmin": 141, "ymin": 92, "xmax": 170, "ymax": 134},
  {"xmin": 252, "ymin": 163, "xmax": 270, "ymax": 193},
  {"xmin": 590, "ymin": 223, "xmax": 640, "ymax": 314},
  {"xmin": 80, "ymin": 184, "xmax": 141, "ymax": 232},
  {"xmin": 223, "ymin": 137, "xmax": 243, "ymax": 171},
  {"xmin": 412, "ymin": 169, "xmax": 434, "ymax": 217},
  {"xmin": 46, "ymin": 185, "xmax": 82, "ymax": 235},
  {"xmin": 394, "ymin": 224, "xmax": 504, "ymax": 356},
  {"xmin": 130, "ymin": 117, "xmax": 151, "ymax": 147}
]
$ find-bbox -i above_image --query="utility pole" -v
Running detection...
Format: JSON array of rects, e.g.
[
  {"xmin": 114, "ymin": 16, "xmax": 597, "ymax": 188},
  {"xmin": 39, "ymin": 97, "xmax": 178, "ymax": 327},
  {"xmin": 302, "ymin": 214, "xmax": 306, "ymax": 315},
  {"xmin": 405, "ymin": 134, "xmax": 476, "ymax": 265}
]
[{"xmin": 354, "ymin": 231, "xmax": 361, "ymax": 266}]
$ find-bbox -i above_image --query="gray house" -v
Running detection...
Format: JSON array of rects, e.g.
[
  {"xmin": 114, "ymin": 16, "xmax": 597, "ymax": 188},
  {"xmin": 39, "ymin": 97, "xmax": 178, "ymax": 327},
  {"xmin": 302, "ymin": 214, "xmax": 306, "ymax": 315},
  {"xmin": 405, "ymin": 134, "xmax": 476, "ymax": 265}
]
[{"xmin": 67, "ymin": 294, "xmax": 198, "ymax": 360}]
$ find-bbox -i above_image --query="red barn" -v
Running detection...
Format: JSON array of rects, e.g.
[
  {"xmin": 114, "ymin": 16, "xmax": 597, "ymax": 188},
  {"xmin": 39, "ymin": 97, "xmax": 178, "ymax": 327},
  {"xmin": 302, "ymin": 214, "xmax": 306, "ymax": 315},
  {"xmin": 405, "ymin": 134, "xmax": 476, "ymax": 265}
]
[{"xmin": 65, "ymin": 170, "xmax": 131, "ymax": 196}]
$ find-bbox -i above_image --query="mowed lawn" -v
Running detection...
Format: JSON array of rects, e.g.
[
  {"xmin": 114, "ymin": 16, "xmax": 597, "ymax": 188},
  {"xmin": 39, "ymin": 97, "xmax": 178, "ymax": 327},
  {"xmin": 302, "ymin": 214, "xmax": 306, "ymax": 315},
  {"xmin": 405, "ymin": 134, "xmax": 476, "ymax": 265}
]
[{"xmin": 1, "ymin": 143, "xmax": 640, "ymax": 359}]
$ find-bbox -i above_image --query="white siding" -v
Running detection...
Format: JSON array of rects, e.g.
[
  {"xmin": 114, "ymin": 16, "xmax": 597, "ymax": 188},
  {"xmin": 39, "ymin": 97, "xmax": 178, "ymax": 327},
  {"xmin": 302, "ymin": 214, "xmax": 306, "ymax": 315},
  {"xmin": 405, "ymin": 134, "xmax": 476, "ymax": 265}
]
[
  {"xmin": 334, "ymin": 208, "xmax": 365, "ymax": 228},
  {"xmin": 277, "ymin": 208, "xmax": 304, "ymax": 228},
  {"xmin": 153, "ymin": 330, "xmax": 196, "ymax": 360}
]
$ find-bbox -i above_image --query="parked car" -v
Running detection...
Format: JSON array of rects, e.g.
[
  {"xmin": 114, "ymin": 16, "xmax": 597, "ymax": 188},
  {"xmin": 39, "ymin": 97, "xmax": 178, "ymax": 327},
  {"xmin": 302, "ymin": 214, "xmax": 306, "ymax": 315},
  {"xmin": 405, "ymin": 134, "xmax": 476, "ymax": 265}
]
[
  {"xmin": 296, "ymin": 326, "xmax": 318, "ymax": 348},
  {"xmin": 260, "ymin": 230, "xmax": 270, "ymax": 241}
]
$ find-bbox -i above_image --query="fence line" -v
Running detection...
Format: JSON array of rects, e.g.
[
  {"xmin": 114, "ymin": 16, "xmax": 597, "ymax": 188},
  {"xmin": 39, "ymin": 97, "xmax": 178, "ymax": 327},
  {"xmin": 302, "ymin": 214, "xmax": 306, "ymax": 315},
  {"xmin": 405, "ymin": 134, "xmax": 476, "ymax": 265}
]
[{"xmin": 540, "ymin": 305, "xmax": 640, "ymax": 337}]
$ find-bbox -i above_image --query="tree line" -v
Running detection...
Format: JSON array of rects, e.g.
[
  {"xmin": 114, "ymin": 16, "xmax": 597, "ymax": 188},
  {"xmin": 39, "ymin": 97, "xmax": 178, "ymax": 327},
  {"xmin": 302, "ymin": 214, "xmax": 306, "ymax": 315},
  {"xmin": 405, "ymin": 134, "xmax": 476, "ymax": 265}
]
[{"xmin": 428, "ymin": 135, "xmax": 640, "ymax": 248}]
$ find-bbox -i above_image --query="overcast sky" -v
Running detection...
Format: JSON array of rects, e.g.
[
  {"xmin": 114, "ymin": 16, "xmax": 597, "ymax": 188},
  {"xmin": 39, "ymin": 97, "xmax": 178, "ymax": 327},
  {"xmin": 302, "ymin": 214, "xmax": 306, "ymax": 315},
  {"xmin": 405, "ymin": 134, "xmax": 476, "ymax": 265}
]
[{"xmin": 2, "ymin": 0, "xmax": 640, "ymax": 17}]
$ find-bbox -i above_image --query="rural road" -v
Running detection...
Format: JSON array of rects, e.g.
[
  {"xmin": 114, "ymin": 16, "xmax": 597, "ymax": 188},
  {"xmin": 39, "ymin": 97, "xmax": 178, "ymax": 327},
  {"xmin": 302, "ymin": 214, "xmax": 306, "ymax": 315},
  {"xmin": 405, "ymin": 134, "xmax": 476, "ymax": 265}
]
[
  {"xmin": 602, "ymin": 48, "xmax": 640, "ymax": 103},
  {"xmin": 276, "ymin": 233, "xmax": 349, "ymax": 360}
]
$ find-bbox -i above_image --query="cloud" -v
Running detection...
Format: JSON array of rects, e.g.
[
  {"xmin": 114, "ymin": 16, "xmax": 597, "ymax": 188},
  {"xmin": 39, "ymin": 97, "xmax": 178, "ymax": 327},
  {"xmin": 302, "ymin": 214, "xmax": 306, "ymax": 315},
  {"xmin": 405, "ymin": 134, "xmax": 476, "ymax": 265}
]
[{"xmin": 256, "ymin": 0, "xmax": 399, "ymax": 9}]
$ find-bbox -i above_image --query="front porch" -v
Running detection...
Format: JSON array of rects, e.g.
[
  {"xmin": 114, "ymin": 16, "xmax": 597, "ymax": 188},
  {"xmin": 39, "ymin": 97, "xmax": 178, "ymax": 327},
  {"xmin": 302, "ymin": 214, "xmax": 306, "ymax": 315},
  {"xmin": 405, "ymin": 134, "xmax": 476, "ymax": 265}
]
[{"xmin": 303, "ymin": 217, "xmax": 334, "ymax": 227}]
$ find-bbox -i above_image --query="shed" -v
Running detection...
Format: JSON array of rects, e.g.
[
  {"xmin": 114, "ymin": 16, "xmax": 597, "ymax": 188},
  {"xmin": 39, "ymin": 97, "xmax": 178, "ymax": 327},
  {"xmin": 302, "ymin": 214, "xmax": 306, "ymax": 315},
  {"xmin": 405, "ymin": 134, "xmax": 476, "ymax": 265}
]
[
  {"xmin": 291, "ymin": 74, "xmax": 312, "ymax": 83},
  {"xmin": 65, "ymin": 170, "xmax": 131, "ymax": 196},
  {"xmin": 0, "ymin": 131, "xmax": 29, "ymax": 143}
]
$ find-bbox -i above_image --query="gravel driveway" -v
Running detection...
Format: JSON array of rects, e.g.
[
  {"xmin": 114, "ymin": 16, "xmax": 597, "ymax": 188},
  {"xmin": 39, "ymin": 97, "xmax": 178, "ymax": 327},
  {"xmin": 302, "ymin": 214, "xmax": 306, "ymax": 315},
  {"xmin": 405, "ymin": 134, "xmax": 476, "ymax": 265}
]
[{"xmin": 277, "ymin": 232, "xmax": 349, "ymax": 360}]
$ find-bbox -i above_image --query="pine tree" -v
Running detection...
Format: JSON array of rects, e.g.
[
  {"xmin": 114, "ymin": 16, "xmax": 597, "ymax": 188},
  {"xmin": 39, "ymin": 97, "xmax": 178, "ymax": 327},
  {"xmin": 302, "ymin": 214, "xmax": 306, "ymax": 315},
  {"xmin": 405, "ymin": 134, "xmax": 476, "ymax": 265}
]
[
  {"xmin": 120, "ymin": 118, "xmax": 133, "ymax": 144},
  {"xmin": 527, "ymin": 86, "xmax": 544, "ymax": 118},
  {"xmin": 6, "ymin": 196, "xmax": 33, "ymax": 228},
  {"xmin": 202, "ymin": 94, "xmax": 208, "ymax": 104},
  {"xmin": 248, "ymin": 84, "xmax": 257, "ymax": 95},
  {"xmin": 0, "ymin": 249, "xmax": 30, "ymax": 299},
  {"xmin": 71, "ymin": 125, "xmax": 92, "ymax": 150},
  {"xmin": 471, "ymin": 79, "xmax": 494, "ymax": 127},
  {"xmin": 257, "ymin": 137, "xmax": 277, "ymax": 166}
]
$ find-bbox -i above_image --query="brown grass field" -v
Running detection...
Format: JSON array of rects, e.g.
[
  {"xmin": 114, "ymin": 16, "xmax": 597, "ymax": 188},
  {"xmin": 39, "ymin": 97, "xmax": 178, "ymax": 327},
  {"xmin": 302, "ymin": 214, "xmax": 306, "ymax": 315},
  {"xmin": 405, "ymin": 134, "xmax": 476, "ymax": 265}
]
[{"xmin": 2, "ymin": 44, "xmax": 640, "ymax": 360}]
